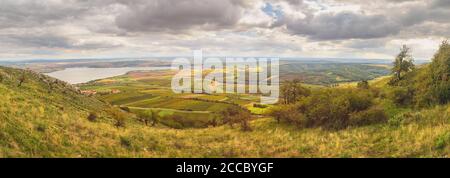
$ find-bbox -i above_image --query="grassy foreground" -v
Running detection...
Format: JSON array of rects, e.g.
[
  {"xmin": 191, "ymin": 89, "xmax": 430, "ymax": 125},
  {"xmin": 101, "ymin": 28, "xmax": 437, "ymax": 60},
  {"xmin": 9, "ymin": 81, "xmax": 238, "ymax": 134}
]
[{"xmin": 0, "ymin": 66, "xmax": 449, "ymax": 157}]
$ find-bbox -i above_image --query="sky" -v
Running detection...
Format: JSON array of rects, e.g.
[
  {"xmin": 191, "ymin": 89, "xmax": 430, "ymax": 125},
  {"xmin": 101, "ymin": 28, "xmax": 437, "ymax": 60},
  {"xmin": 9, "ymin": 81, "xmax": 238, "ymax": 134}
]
[{"xmin": 0, "ymin": 0, "xmax": 449, "ymax": 61}]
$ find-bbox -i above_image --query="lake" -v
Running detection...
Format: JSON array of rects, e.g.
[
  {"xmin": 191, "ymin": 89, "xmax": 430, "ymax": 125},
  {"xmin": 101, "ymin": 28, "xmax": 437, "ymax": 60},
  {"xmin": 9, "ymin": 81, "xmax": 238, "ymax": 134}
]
[{"xmin": 46, "ymin": 67, "xmax": 172, "ymax": 84}]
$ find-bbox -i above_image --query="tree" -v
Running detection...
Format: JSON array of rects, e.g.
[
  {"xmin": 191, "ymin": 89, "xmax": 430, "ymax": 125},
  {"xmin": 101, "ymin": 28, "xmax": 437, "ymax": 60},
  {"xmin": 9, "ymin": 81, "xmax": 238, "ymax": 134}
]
[
  {"xmin": 149, "ymin": 110, "xmax": 159, "ymax": 126},
  {"xmin": 429, "ymin": 40, "xmax": 450, "ymax": 104},
  {"xmin": 138, "ymin": 110, "xmax": 159, "ymax": 126},
  {"xmin": 237, "ymin": 109, "xmax": 252, "ymax": 132},
  {"xmin": 280, "ymin": 79, "xmax": 311, "ymax": 104},
  {"xmin": 221, "ymin": 106, "xmax": 252, "ymax": 131},
  {"xmin": 391, "ymin": 45, "xmax": 415, "ymax": 83},
  {"xmin": 221, "ymin": 107, "xmax": 240, "ymax": 128}
]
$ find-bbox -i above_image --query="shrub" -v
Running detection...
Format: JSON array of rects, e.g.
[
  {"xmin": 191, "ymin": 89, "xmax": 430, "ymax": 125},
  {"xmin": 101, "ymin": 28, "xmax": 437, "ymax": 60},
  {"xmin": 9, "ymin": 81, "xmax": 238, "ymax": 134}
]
[
  {"xmin": 109, "ymin": 108, "xmax": 127, "ymax": 128},
  {"xmin": 434, "ymin": 132, "xmax": 450, "ymax": 150},
  {"xmin": 120, "ymin": 137, "xmax": 133, "ymax": 149},
  {"xmin": 357, "ymin": 80, "xmax": 369, "ymax": 89},
  {"xmin": 349, "ymin": 107, "xmax": 388, "ymax": 127},
  {"xmin": 347, "ymin": 90, "xmax": 373, "ymax": 112},
  {"xmin": 270, "ymin": 105, "xmax": 308, "ymax": 128},
  {"xmin": 240, "ymin": 118, "xmax": 252, "ymax": 132},
  {"xmin": 137, "ymin": 110, "xmax": 159, "ymax": 126},
  {"xmin": 387, "ymin": 87, "xmax": 413, "ymax": 106},
  {"xmin": 115, "ymin": 117, "xmax": 126, "ymax": 128},
  {"xmin": 221, "ymin": 106, "xmax": 252, "ymax": 131},
  {"xmin": 253, "ymin": 103, "xmax": 267, "ymax": 108},
  {"xmin": 87, "ymin": 112, "xmax": 98, "ymax": 122},
  {"xmin": 271, "ymin": 88, "xmax": 383, "ymax": 130}
]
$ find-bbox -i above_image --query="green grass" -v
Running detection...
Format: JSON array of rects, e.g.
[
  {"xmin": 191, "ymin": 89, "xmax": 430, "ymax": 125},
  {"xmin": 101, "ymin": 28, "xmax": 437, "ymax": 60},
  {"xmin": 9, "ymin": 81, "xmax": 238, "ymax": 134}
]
[{"xmin": 102, "ymin": 93, "xmax": 156, "ymax": 105}]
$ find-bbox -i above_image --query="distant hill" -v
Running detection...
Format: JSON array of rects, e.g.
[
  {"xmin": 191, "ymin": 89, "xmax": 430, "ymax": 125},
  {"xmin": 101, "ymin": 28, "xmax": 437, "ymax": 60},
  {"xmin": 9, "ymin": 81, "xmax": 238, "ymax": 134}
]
[{"xmin": 280, "ymin": 61, "xmax": 391, "ymax": 85}]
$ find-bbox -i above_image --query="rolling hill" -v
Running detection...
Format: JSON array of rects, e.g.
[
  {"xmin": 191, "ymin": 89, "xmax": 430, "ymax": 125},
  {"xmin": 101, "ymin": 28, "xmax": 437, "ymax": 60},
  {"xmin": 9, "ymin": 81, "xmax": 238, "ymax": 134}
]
[{"xmin": 0, "ymin": 66, "xmax": 449, "ymax": 157}]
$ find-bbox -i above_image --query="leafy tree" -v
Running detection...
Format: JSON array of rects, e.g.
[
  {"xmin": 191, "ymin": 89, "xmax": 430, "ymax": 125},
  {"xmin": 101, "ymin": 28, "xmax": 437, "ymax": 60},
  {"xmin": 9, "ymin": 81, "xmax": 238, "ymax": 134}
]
[
  {"xmin": 149, "ymin": 110, "xmax": 159, "ymax": 126},
  {"xmin": 221, "ymin": 106, "xmax": 252, "ymax": 131},
  {"xmin": 429, "ymin": 40, "xmax": 450, "ymax": 104},
  {"xmin": 397, "ymin": 40, "xmax": 450, "ymax": 107},
  {"xmin": 238, "ymin": 110, "xmax": 252, "ymax": 132},
  {"xmin": 391, "ymin": 45, "xmax": 415, "ymax": 83},
  {"xmin": 221, "ymin": 107, "xmax": 239, "ymax": 128},
  {"xmin": 269, "ymin": 104, "xmax": 307, "ymax": 127},
  {"xmin": 280, "ymin": 79, "xmax": 310, "ymax": 104},
  {"xmin": 138, "ymin": 110, "xmax": 159, "ymax": 126}
]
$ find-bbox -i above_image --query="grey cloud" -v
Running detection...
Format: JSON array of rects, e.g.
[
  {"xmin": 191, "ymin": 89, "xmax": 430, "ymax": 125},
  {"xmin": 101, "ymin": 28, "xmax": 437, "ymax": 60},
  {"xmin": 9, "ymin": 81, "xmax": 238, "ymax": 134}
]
[
  {"xmin": 345, "ymin": 39, "xmax": 387, "ymax": 49},
  {"xmin": 432, "ymin": 0, "xmax": 450, "ymax": 7},
  {"xmin": 115, "ymin": 0, "xmax": 245, "ymax": 32},
  {"xmin": 2, "ymin": 33, "xmax": 122, "ymax": 50},
  {"xmin": 285, "ymin": 12, "xmax": 402, "ymax": 40},
  {"xmin": 281, "ymin": 0, "xmax": 304, "ymax": 6},
  {"xmin": 281, "ymin": 0, "xmax": 450, "ymax": 40},
  {"xmin": 0, "ymin": 0, "xmax": 91, "ymax": 29}
]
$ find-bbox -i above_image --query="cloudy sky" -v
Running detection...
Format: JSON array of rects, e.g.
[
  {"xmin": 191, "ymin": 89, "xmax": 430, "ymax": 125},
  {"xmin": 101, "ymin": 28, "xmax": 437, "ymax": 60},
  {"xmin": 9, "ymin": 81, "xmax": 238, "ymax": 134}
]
[{"xmin": 0, "ymin": 0, "xmax": 449, "ymax": 60}]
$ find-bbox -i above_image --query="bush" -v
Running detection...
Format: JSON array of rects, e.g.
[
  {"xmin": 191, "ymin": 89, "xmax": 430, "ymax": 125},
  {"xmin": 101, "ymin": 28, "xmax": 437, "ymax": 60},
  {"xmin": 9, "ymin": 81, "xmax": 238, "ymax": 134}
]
[
  {"xmin": 253, "ymin": 103, "xmax": 267, "ymax": 108},
  {"xmin": 357, "ymin": 80, "xmax": 369, "ymax": 89},
  {"xmin": 347, "ymin": 90, "xmax": 373, "ymax": 112},
  {"xmin": 87, "ymin": 112, "xmax": 98, "ymax": 122},
  {"xmin": 349, "ymin": 107, "xmax": 388, "ymax": 127},
  {"xmin": 271, "ymin": 88, "xmax": 383, "ymax": 130},
  {"xmin": 109, "ymin": 108, "xmax": 127, "ymax": 128},
  {"xmin": 120, "ymin": 136, "xmax": 132, "ymax": 148},
  {"xmin": 221, "ymin": 106, "xmax": 252, "ymax": 131},
  {"xmin": 115, "ymin": 117, "xmax": 126, "ymax": 128},
  {"xmin": 387, "ymin": 87, "xmax": 413, "ymax": 106},
  {"xmin": 434, "ymin": 132, "xmax": 450, "ymax": 150},
  {"xmin": 136, "ymin": 110, "xmax": 159, "ymax": 126}
]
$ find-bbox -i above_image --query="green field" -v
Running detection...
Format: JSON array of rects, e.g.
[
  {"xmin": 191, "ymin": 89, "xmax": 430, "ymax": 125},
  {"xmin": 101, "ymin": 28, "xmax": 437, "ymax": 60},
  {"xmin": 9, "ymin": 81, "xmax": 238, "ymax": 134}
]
[{"xmin": 79, "ymin": 70, "xmax": 261, "ymax": 128}]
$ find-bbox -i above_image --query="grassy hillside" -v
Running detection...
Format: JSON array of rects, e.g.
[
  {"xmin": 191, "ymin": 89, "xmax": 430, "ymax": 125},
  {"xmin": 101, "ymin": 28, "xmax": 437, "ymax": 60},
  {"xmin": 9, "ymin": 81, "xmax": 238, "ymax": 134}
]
[
  {"xmin": 1, "ymin": 66, "xmax": 449, "ymax": 157},
  {"xmin": 0, "ymin": 66, "xmax": 135, "ymax": 157}
]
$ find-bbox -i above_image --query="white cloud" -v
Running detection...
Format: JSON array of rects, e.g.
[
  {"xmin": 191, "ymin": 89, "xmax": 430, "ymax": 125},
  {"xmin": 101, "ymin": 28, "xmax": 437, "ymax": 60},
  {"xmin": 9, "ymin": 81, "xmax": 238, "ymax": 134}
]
[{"xmin": 0, "ymin": 0, "xmax": 448, "ymax": 60}]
